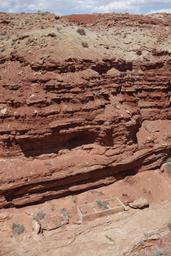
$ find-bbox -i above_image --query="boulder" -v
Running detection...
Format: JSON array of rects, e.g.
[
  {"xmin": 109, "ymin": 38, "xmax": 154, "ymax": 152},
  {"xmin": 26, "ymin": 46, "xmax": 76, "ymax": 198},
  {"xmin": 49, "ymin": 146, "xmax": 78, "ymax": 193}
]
[
  {"xmin": 32, "ymin": 219, "xmax": 41, "ymax": 234},
  {"xmin": 129, "ymin": 198, "xmax": 149, "ymax": 209}
]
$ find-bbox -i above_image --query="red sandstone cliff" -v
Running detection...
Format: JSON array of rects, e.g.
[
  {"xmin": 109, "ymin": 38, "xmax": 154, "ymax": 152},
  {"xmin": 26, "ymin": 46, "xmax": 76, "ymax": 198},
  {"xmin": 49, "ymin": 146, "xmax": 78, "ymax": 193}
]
[{"xmin": 0, "ymin": 12, "xmax": 171, "ymax": 208}]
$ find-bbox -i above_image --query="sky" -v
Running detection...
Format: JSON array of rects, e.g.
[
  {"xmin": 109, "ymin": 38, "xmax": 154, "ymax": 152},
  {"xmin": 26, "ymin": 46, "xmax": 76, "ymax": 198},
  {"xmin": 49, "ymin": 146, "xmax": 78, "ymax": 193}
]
[{"xmin": 0, "ymin": 0, "xmax": 171, "ymax": 15}]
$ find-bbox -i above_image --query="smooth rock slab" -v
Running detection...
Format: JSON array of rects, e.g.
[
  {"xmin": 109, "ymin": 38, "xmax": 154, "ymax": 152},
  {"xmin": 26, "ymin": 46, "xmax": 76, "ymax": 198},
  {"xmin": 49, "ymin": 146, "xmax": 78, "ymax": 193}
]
[{"xmin": 129, "ymin": 198, "xmax": 149, "ymax": 209}]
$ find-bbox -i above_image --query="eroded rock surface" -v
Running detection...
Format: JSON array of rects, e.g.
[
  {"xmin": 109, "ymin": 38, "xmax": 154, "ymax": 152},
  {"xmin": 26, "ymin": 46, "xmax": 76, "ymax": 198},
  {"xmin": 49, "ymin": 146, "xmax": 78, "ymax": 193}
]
[
  {"xmin": 129, "ymin": 198, "xmax": 149, "ymax": 209},
  {"xmin": 0, "ymin": 12, "xmax": 171, "ymax": 208}
]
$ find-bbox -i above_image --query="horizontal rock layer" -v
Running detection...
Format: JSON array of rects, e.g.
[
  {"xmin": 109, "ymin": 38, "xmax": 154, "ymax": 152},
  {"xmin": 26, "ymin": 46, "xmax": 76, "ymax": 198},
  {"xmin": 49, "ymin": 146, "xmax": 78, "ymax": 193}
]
[{"xmin": 0, "ymin": 12, "xmax": 171, "ymax": 208}]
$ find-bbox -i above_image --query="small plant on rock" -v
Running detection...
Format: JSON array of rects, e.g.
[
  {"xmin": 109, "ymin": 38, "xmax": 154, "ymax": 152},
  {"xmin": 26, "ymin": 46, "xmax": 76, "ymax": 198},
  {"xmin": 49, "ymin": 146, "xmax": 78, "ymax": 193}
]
[
  {"xmin": 96, "ymin": 200, "xmax": 108, "ymax": 210},
  {"xmin": 33, "ymin": 211, "xmax": 46, "ymax": 221},
  {"xmin": 164, "ymin": 156, "xmax": 171, "ymax": 173},
  {"xmin": 81, "ymin": 42, "xmax": 89, "ymax": 48},
  {"xmin": 168, "ymin": 218, "xmax": 171, "ymax": 231},
  {"xmin": 153, "ymin": 248, "xmax": 163, "ymax": 256},
  {"xmin": 77, "ymin": 28, "xmax": 86, "ymax": 36},
  {"xmin": 61, "ymin": 208, "xmax": 69, "ymax": 220},
  {"xmin": 47, "ymin": 32, "xmax": 56, "ymax": 38},
  {"xmin": 165, "ymin": 156, "xmax": 171, "ymax": 163},
  {"xmin": 12, "ymin": 223, "xmax": 25, "ymax": 235}
]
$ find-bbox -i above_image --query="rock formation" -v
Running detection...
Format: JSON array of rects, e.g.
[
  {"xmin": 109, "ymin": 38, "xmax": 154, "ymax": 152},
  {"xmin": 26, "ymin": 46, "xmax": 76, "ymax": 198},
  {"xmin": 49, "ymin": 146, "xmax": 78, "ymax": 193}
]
[{"xmin": 0, "ymin": 12, "xmax": 171, "ymax": 208}]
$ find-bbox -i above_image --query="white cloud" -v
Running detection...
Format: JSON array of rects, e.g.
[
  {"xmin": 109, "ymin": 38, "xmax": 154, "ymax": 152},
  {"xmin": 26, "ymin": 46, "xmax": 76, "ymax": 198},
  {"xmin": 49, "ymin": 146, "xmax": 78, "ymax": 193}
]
[
  {"xmin": 93, "ymin": 0, "xmax": 171, "ymax": 13},
  {"xmin": 0, "ymin": 0, "xmax": 171, "ymax": 14},
  {"xmin": 147, "ymin": 8, "xmax": 171, "ymax": 14},
  {"xmin": 92, "ymin": 1, "xmax": 140, "ymax": 13}
]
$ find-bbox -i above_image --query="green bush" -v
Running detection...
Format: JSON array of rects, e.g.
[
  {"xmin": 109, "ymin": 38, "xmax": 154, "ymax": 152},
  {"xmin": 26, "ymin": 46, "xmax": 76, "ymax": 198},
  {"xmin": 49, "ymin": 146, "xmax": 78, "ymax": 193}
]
[
  {"xmin": 165, "ymin": 156, "xmax": 171, "ymax": 163},
  {"xmin": 81, "ymin": 42, "xmax": 89, "ymax": 48},
  {"xmin": 77, "ymin": 28, "xmax": 86, "ymax": 36},
  {"xmin": 163, "ymin": 156, "xmax": 171, "ymax": 173},
  {"xmin": 96, "ymin": 200, "xmax": 108, "ymax": 210},
  {"xmin": 33, "ymin": 211, "xmax": 46, "ymax": 221},
  {"xmin": 61, "ymin": 208, "xmax": 69, "ymax": 220},
  {"xmin": 12, "ymin": 223, "xmax": 25, "ymax": 235}
]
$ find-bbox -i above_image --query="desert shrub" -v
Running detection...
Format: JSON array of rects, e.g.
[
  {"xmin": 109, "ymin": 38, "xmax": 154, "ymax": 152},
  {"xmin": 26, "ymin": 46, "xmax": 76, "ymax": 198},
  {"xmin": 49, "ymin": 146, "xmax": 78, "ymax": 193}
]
[
  {"xmin": 56, "ymin": 26, "xmax": 62, "ymax": 32},
  {"xmin": 47, "ymin": 32, "xmax": 56, "ymax": 38},
  {"xmin": 33, "ymin": 211, "xmax": 46, "ymax": 221},
  {"xmin": 77, "ymin": 28, "xmax": 86, "ymax": 36},
  {"xmin": 61, "ymin": 208, "xmax": 69, "ymax": 220},
  {"xmin": 136, "ymin": 50, "xmax": 142, "ymax": 56},
  {"xmin": 81, "ymin": 42, "xmax": 89, "ymax": 48},
  {"xmin": 167, "ymin": 162, "xmax": 171, "ymax": 169},
  {"xmin": 105, "ymin": 234, "xmax": 114, "ymax": 243},
  {"xmin": 24, "ymin": 19, "xmax": 30, "ymax": 25},
  {"xmin": 165, "ymin": 156, "xmax": 171, "ymax": 163},
  {"xmin": 164, "ymin": 156, "xmax": 171, "ymax": 173},
  {"xmin": 12, "ymin": 223, "xmax": 25, "ymax": 235},
  {"xmin": 152, "ymin": 248, "xmax": 163, "ymax": 256},
  {"xmin": 96, "ymin": 200, "xmax": 108, "ymax": 210},
  {"xmin": 168, "ymin": 218, "xmax": 171, "ymax": 231},
  {"xmin": 0, "ymin": 48, "xmax": 5, "ymax": 52},
  {"xmin": 55, "ymin": 16, "xmax": 60, "ymax": 20}
]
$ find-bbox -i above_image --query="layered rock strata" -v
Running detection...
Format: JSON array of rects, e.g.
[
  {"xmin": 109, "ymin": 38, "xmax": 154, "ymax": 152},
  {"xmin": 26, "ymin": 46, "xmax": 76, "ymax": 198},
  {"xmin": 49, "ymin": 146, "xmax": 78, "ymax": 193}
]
[{"xmin": 0, "ymin": 12, "xmax": 171, "ymax": 208}]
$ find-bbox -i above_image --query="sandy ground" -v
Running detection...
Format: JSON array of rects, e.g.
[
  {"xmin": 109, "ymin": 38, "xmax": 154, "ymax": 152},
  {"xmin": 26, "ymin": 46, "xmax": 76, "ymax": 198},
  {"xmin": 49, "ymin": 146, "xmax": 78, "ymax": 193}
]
[
  {"xmin": 0, "ymin": 171, "xmax": 171, "ymax": 256},
  {"xmin": 1, "ymin": 200, "xmax": 171, "ymax": 256}
]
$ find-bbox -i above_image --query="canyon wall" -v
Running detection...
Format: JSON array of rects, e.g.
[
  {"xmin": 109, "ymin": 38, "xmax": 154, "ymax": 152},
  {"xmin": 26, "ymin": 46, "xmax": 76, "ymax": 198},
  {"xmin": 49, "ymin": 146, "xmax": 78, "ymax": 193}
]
[{"xmin": 0, "ymin": 12, "xmax": 171, "ymax": 208}]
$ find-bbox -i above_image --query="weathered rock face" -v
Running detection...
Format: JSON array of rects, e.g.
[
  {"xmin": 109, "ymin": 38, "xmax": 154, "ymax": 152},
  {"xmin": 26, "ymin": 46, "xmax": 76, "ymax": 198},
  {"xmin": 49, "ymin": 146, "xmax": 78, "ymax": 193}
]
[{"xmin": 0, "ymin": 12, "xmax": 171, "ymax": 208}]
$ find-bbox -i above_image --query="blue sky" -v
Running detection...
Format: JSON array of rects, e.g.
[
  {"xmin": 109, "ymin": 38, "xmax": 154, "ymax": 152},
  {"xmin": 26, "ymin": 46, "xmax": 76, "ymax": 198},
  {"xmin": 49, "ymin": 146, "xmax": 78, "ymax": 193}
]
[{"xmin": 0, "ymin": 0, "xmax": 171, "ymax": 15}]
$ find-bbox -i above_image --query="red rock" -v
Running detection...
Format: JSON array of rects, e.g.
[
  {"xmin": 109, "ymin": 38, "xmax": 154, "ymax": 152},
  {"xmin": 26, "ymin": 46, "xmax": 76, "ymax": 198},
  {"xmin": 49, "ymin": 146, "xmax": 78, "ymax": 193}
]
[{"xmin": 0, "ymin": 12, "xmax": 171, "ymax": 208}]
